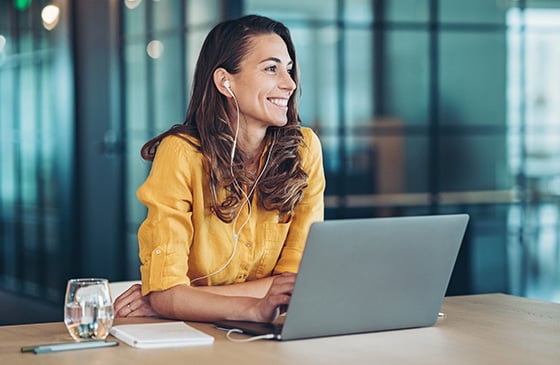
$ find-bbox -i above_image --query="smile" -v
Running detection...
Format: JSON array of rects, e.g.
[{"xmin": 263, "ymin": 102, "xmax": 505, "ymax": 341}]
[{"xmin": 268, "ymin": 98, "xmax": 288, "ymax": 107}]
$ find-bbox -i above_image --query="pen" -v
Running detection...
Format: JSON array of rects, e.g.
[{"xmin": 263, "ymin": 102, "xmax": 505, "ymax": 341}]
[{"xmin": 22, "ymin": 340, "xmax": 118, "ymax": 354}]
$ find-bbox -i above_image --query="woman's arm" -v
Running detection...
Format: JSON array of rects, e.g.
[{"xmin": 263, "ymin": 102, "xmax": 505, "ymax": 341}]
[
  {"xmin": 149, "ymin": 273, "xmax": 295, "ymax": 322},
  {"xmin": 114, "ymin": 274, "xmax": 288, "ymax": 321},
  {"xmin": 195, "ymin": 275, "xmax": 275, "ymax": 297}
]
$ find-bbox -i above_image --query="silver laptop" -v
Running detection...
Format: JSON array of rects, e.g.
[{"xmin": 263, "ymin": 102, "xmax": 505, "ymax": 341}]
[{"xmin": 215, "ymin": 214, "xmax": 469, "ymax": 341}]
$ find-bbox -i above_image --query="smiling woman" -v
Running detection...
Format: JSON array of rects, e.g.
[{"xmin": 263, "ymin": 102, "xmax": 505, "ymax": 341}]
[
  {"xmin": 113, "ymin": 15, "xmax": 326, "ymax": 323},
  {"xmin": 215, "ymin": 33, "xmax": 297, "ymax": 132}
]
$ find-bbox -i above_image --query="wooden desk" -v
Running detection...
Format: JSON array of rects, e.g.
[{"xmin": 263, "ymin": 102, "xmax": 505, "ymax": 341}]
[{"xmin": 1, "ymin": 294, "xmax": 558, "ymax": 364}]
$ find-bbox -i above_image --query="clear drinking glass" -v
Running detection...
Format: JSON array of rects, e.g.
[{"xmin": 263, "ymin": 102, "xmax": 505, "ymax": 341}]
[{"xmin": 64, "ymin": 278, "xmax": 114, "ymax": 341}]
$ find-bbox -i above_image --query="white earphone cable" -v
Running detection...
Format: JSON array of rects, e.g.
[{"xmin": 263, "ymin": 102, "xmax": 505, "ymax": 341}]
[
  {"xmin": 225, "ymin": 328, "xmax": 276, "ymax": 342},
  {"xmin": 191, "ymin": 87, "xmax": 275, "ymax": 284}
]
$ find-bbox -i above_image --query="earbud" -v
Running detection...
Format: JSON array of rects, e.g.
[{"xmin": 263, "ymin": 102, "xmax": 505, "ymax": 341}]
[{"xmin": 224, "ymin": 80, "xmax": 234, "ymax": 97}]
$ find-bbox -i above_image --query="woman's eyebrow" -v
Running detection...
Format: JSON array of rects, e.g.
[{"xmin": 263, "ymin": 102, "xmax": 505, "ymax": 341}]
[{"xmin": 259, "ymin": 57, "xmax": 293, "ymax": 66}]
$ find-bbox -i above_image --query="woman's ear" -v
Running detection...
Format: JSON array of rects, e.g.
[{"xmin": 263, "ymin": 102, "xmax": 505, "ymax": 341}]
[{"xmin": 213, "ymin": 68, "xmax": 233, "ymax": 97}]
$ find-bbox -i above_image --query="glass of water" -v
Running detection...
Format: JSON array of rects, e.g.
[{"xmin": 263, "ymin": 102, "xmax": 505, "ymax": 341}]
[{"xmin": 64, "ymin": 278, "xmax": 114, "ymax": 341}]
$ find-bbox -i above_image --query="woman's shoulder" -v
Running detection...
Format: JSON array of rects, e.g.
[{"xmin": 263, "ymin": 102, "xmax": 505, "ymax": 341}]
[
  {"xmin": 299, "ymin": 126, "xmax": 322, "ymax": 153},
  {"xmin": 152, "ymin": 133, "xmax": 203, "ymax": 168},
  {"xmin": 158, "ymin": 133, "xmax": 201, "ymax": 155},
  {"xmin": 300, "ymin": 126, "xmax": 317, "ymax": 139}
]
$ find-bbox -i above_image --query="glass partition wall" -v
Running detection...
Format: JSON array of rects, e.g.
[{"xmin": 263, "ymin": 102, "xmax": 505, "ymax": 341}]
[
  {"xmin": 1, "ymin": 0, "xmax": 559, "ymax": 317},
  {"xmin": 0, "ymin": 0, "xmax": 74, "ymax": 304},
  {"xmin": 121, "ymin": 0, "xmax": 560, "ymax": 301}
]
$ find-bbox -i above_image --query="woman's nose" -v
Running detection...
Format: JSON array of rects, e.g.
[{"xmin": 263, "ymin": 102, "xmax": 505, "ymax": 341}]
[{"xmin": 279, "ymin": 70, "xmax": 296, "ymax": 92}]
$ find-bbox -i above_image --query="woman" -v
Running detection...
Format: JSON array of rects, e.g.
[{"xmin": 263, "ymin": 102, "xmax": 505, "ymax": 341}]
[{"xmin": 114, "ymin": 15, "xmax": 325, "ymax": 323}]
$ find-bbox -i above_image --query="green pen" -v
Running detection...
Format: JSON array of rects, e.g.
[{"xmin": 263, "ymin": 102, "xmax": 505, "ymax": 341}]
[{"xmin": 21, "ymin": 340, "xmax": 118, "ymax": 354}]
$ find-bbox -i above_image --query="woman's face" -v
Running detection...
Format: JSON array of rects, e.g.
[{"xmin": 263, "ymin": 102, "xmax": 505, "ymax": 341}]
[{"xmin": 230, "ymin": 33, "xmax": 296, "ymax": 133}]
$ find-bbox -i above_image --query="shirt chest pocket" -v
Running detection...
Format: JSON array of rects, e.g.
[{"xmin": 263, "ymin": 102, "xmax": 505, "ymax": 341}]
[{"xmin": 255, "ymin": 222, "xmax": 290, "ymax": 277}]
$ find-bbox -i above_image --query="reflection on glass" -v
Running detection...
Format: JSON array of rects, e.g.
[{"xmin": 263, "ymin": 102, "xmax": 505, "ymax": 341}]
[
  {"xmin": 506, "ymin": 8, "xmax": 560, "ymax": 303},
  {"xmin": 146, "ymin": 40, "xmax": 164, "ymax": 59},
  {"xmin": 124, "ymin": 0, "xmax": 142, "ymax": 10},
  {"xmin": 385, "ymin": 0, "xmax": 429, "ymax": 22},
  {"xmin": 41, "ymin": 4, "xmax": 60, "ymax": 31},
  {"xmin": 64, "ymin": 278, "xmax": 114, "ymax": 341},
  {"xmin": 440, "ymin": 0, "xmax": 509, "ymax": 23},
  {"xmin": 0, "ymin": 35, "xmax": 6, "ymax": 52}
]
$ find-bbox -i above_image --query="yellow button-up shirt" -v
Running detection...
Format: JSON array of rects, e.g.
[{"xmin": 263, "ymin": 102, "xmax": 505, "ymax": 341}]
[{"xmin": 137, "ymin": 127, "xmax": 325, "ymax": 295}]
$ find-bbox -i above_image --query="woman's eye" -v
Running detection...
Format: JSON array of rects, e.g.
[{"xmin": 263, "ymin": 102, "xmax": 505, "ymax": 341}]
[{"xmin": 266, "ymin": 65, "xmax": 277, "ymax": 72}]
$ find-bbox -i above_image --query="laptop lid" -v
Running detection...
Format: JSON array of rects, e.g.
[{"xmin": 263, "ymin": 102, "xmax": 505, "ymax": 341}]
[{"xmin": 216, "ymin": 214, "xmax": 469, "ymax": 341}]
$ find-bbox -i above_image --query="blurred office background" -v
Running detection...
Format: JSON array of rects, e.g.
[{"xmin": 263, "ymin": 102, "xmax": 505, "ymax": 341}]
[{"xmin": 1, "ymin": 0, "xmax": 559, "ymax": 324}]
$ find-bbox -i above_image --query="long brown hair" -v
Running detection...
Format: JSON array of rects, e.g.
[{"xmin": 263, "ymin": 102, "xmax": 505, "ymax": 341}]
[{"xmin": 141, "ymin": 15, "xmax": 308, "ymax": 223}]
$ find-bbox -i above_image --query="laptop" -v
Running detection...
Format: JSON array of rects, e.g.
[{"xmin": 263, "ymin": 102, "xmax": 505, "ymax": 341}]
[{"xmin": 215, "ymin": 214, "xmax": 469, "ymax": 341}]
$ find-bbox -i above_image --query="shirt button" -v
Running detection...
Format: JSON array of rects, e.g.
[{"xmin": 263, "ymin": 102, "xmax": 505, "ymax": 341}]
[
  {"xmin": 245, "ymin": 242, "xmax": 252, "ymax": 248},
  {"xmin": 155, "ymin": 249, "xmax": 162, "ymax": 255}
]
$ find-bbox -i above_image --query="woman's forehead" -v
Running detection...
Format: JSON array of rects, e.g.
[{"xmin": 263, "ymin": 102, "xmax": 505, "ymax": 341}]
[{"xmin": 243, "ymin": 34, "xmax": 292, "ymax": 64}]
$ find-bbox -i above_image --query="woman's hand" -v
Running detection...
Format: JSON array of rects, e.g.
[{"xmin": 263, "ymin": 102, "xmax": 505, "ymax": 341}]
[
  {"xmin": 114, "ymin": 283, "xmax": 158, "ymax": 318},
  {"xmin": 252, "ymin": 272, "xmax": 296, "ymax": 322}
]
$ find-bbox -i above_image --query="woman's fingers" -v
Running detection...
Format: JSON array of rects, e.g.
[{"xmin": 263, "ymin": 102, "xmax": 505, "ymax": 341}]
[
  {"xmin": 124, "ymin": 296, "xmax": 158, "ymax": 317},
  {"xmin": 267, "ymin": 273, "xmax": 296, "ymax": 297},
  {"xmin": 256, "ymin": 273, "xmax": 296, "ymax": 322},
  {"xmin": 114, "ymin": 284, "xmax": 156, "ymax": 318},
  {"xmin": 113, "ymin": 284, "xmax": 139, "ymax": 315}
]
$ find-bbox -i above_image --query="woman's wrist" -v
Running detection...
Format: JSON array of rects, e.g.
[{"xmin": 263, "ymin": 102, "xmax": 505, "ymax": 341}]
[{"xmin": 225, "ymin": 295, "xmax": 263, "ymax": 322}]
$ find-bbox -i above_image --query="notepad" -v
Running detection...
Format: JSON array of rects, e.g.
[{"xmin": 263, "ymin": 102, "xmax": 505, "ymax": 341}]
[{"xmin": 110, "ymin": 322, "xmax": 214, "ymax": 349}]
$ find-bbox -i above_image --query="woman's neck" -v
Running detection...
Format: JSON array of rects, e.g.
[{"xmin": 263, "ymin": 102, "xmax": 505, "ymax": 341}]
[{"xmin": 238, "ymin": 128, "xmax": 267, "ymax": 162}]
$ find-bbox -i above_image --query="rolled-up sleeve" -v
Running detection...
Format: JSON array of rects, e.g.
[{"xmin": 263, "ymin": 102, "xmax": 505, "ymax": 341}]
[
  {"xmin": 273, "ymin": 128, "xmax": 325, "ymax": 273},
  {"xmin": 137, "ymin": 136, "xmax": 196, "ymax": 295}
]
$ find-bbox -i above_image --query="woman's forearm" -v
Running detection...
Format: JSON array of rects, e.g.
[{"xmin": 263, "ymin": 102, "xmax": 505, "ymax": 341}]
[
  {"xmin": 195, "ymin": 276, "xmax": 275, "ymax": 298},
  {"xmin": 149, "ymin": 284, "xmax": 260, "ymax": 322},
  {"xmin": 148, "ymin": 276, "xmax": 277, "ymax": 322}
]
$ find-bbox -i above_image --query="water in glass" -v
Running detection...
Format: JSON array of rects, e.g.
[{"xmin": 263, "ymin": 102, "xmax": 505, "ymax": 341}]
[{"xmin": 64, "ymin": 278, "xmax": 114, "ymax": 341}]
